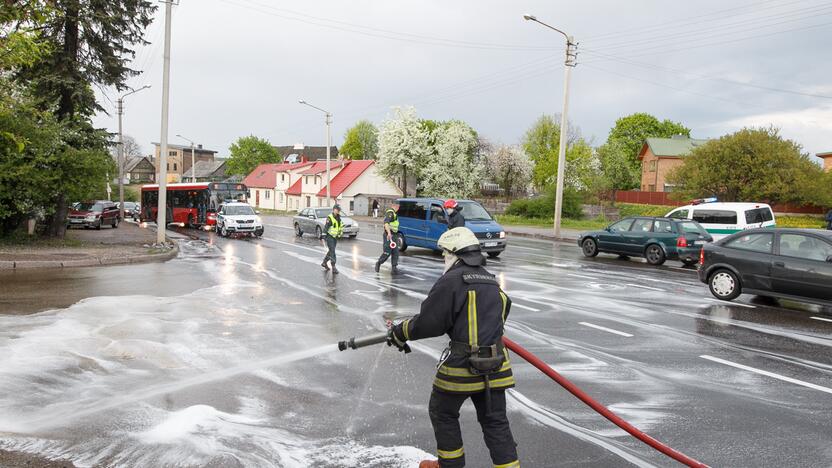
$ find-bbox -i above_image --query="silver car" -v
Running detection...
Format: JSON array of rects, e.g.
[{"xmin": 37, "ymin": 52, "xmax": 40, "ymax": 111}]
[{"xmin": 293, "ymin": 207, "xmax": 359, "ymax": 238}]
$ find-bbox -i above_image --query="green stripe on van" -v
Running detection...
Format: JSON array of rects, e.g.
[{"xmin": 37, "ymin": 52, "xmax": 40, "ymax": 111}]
[{"xmin": 705, "ymin": 224, "xmax": 776, "ymax": 235}]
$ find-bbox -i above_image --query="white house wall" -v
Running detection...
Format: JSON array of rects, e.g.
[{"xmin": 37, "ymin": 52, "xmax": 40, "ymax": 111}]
[{"xmin": 341, "ymin": 166, "xmax": 403, "ymax": 199}]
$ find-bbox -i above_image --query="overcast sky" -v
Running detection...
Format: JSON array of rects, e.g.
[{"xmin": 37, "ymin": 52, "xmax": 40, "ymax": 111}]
[{"xmin": 92, "ymin": 0, "xmax": 832, "ymax": 160}]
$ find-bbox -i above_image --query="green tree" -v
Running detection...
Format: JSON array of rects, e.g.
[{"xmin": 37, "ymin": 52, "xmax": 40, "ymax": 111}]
[
  {"xmin": 377, "ymin": 107, "xmax": 432, "ymax": 196},
  {"xmin": 225, "ymin": 135, "xmax": 281, "ymax": 176},
  {"xmin": 340, "ymin": 120, "xmax": 378, "ymax": 160},
  {"xmin": 521, "ymin": 114, "xmax": 593, "ymax": 191},
  {"xmin": 667, "ymin": 127, "xmax": 824, "ymax": 204},
  {"xmin": 598, "ymin": 113, "xmax": 690, "ymax": 191}
]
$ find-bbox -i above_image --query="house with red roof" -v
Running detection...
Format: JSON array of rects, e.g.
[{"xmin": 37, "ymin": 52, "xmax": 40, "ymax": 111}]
[
  {"xmin": 284, "ymin": 160, "xmax": 402, "ymax": 214},
  {"xmin": 242, "ymin": 161, "xmax": 312, "ymax": 210}
]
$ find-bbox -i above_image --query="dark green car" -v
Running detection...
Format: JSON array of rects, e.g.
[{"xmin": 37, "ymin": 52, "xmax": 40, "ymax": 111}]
[{"xmin": 578, "ymin": 217, "xmax": 713, "ymax": 266}]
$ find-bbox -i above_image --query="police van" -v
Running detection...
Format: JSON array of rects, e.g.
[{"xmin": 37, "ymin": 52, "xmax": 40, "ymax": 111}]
[{"xmin": 665, "ymin": 200, "xmax": 776, "ymax": 240}]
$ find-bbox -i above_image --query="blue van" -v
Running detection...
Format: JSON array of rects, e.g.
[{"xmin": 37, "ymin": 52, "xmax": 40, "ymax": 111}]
[{"xmin": 394, "ymin": 198, "xmax": 507, "ymax": 257}]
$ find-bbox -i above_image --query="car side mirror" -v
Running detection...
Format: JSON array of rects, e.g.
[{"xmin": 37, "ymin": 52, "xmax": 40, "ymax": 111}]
[
  {"xmin": 255, "ymin": 210, "xmax": 260, "ymax": 215},
  {"xmin": 308, "ymin": 215, "xmax": 315, "ymax": 219},
  {"xmin": 604, "ymin": 227, "xmax": 612, "ymax": 232}
]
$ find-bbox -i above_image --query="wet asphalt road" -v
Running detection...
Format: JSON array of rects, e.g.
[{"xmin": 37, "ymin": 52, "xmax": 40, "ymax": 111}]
[{"xmin": 0, "ymin": 216, "xmax": 831, "ymax": 467}]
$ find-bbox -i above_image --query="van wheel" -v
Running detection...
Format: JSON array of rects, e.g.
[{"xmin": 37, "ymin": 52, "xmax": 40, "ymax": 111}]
[
  {"xmin": 581, "ymin": 238, "xmax": 598, "ymax": 257},
  {"xmin": 709, "ymin": 269, "xmax": 741, "ymax": 301},
  {"xmin": 397, "ymin": 234, "xmax": 407, "ymax": 252},
  {"xmin": 645, "ymin": 244, "xmax": 666, "ymax": 265},
  {"xmin": 487, "ymin": 251, "xmax": 501, "ymax": 258}
]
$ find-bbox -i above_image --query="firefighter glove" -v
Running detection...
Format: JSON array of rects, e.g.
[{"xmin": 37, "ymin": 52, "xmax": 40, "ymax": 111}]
[{"xmin": 387, "ymin": 327, "xmax": 411, "ymax": 354}]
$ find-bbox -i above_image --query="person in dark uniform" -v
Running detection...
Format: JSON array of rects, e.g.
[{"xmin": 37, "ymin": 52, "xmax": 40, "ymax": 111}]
[
  {"xmin": 387, "ymin": 227, "xmax": 519, "ymax": 468},
  {"xmin": 444, "ymin": 199, "xmax": 465, "ymax": 229},
  {"xmin": 321, "ymin": 204, "xmax": 343, "ymax": 274},
  {"xmin": 375, "ymin": 202, "xmax": 400, "ymax": 274}
]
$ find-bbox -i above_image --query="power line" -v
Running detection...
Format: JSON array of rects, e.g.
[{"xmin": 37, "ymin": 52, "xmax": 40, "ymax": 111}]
[
  {"xmin": 580, "ymin": 49, "xmax": 832, "ymax": 100},
  {"xmin": 218, "ymin": 0, "xmax": 557, "ymax": 52}
]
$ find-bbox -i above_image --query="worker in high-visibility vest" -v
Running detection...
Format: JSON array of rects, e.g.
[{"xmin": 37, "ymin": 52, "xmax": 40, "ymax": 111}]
[
  {"xmin": 375, "ymin": 202, "xmax": 400, "ymax": 274},
  {"xmin": 321, "ymin": 204, "xmax": 343, "ymax": 274}
]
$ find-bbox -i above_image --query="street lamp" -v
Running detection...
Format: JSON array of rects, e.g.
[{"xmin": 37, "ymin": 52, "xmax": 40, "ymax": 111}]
[
  {"xmin": 176, "ymin": 134, "xmax": 197, "ymax": 182},
  {"xmin": 523, "ymin": 14, "xmax": 577, "ymax": 238},
  {"xmin": 298, "ymin": 99, "xmax": 332, "ymax": 206},
  {"xmin": 117, "ymin": 84, "xmax": 151, "ymax": 221}
]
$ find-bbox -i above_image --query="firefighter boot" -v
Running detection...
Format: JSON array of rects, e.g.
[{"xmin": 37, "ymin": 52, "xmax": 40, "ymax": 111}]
[{"xmin": 321, "ymin": 259, "xmax": 330, "ymax": 271}]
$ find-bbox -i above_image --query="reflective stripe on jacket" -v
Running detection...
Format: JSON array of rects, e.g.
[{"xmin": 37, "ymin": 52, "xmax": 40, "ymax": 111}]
[
  {"xmin": 385, "ymin": 209, "xmax": 399, "ymax": 233},
  {"xmin": 395, "ymin": 263, "xmax": 514, "ymax": 394}
]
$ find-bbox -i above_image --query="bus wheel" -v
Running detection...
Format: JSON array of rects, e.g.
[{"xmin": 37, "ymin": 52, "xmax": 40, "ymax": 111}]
[{"xmin": 187, "ymin": 214, "xmax": 195, "ymax": 228}]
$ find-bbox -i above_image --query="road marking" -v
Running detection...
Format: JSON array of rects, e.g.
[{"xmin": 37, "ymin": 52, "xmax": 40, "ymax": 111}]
[
  {"xmin": 578, "ymin": 322, "xmax": 633, "ymax": 337},
  {"xmin": 705, "ymin": 298, "xmax": 756, "ymax": 309},
  {"xmin": 700, "ymin": 355, "xmax": 832, "ymax": 395},
  {"xmin": 811, "ymin": 316, "xmax": 832, "ymax": 323},
  {"xmin": 512, "ymin": 303, "xmax": 540, "ymax": 312},
  {"xmin": 404, "ymin": 274, "xmax": 425, "ymax": 281},
  {"xmin": 568, "ymin": 273, "xmax": 595, "ymax": 279},
  {"xmin": 625, "ymin": 283, "xmax": 664, "ymax": 292}
]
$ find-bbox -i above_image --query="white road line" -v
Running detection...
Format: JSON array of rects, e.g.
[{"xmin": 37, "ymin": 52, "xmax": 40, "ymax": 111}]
[
  {"xmin": 568, "ymin": 273, "xmax": 595, "ymax": 279},
  {"xmin": 512, "ymin": 303, "xmax": 541, "ymax": 312},
  {"xmin": 625, "ymin": 283, "xmax": 665, "ymax": 292},
  {"xmin": 811, "ymin": 316, "xmax": 832, "ymax": 323},
  {"xmin": 705, "ymin": 298, "xmax": 756, "ymax": 309},
  {"xmin": 578, "ymin": 322, "xmax": 634, "ymax": 337},
  {"xmin": 404, "ymin": 274, "xmax": 425, "ymax": 281},
  {"xmin": 700, "ymin": 355, "xmax": 832, "ymax": 395}
]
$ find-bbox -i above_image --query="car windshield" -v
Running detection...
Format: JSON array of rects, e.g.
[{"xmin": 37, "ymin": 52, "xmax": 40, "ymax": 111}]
[
  {"xmin": 123, "ymin": 202, "xmax": 136, "ymax": 209},
  {"xmin": 679, "ymin": 221, "xmax": 707, "ymax": 235},
  {"xmin": 456, "ymin": 201, "xmax": 492, "ymax": 221},
  {"xmin": 315, "ymin": 209, "xmax": 332, "ymax": 218},
  {"xmin": 77, "ymin": 202, "xmax": 102, "ymax": 212},
  {"xmin": 225, "ymin": 205, "xmax": 255, "ymax": 216}
]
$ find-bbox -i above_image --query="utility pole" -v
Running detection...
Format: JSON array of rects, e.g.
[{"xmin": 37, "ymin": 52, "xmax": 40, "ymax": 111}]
[
  {"xmin": 523, "ymin": 14, "xmax": 578, "ymax": 238},
  {"xmin": 117, "ymin": 85, "xmax": 150, "ymax": 221},
  {"xmin": 299, "ymin": 100, "xmax": 333, "ymax": 206},
  {"xmin": 156, "ymin": 0, "xmax": 174, "ymax": 244},
  {"xmin": 176, "ymin": 134, "xmax": 197, "ymax": 182}
]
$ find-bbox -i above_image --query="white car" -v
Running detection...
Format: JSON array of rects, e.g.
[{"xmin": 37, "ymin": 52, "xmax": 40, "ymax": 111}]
[
  {"xmin": 216, "ymin": 202, "xmax": 264, "ymax": 237},
  {"xmin": 666, "ymin": 201, "xmax": 775, "ymax": 241}
]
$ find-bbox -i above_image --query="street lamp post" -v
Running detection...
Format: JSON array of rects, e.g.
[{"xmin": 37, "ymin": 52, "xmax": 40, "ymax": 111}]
[
  {"xmin": 117, "ymin": 85, "xmax": 151, "ymax": 221},
  {"xmin": 176, "ymin": 134, "xmax": 197, "ymax": 182},
  {"xmin": 298, "ymin": 100, "xmax": 332, "ymax": 206},
  {"xmin": 523, "ymin": 14, "xmax": 578, "ymax": 238},
  {"xmin": 156, "ymin": 0, "xmax": 174, "ymax": 244}
]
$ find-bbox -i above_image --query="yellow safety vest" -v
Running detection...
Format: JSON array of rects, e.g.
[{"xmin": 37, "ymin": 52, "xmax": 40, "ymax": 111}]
[
  {"xmin": 327, "ymin": 214, "xmax": 343, "ymax": 238},
  {"xmin": 386, "ymin": 209, "xmax": 399, "ymax": 233}
]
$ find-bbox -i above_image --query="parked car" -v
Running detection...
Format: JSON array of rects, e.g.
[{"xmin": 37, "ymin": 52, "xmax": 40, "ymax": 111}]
[
  {"xmin": 67, "ymin": 200, "xmax": 120, "ymax": 230},
  {"xmin": 698, "ymin": 228, "xmax": 832, "ymax": 306},
  {"xmin": 579, "ymin": 216, "xmax": 713, "ymax": 266},
  {"xmin": 395, "ymin": 198, "xmax": 506, "ymax": 257},
  {"xmin": 293, "ymin": 207, "xmax": 359, "ymax": 238},
  {"xmin": 666, "ymin": 201, "xmax": 775, "ymax": 241},
  {"xmin": 216, "ymin": 202, "xmax": 264, "ymax": 237},
  {"xmin": 117, "ymin": 201, "xmax": 140, "ymax": 220}
]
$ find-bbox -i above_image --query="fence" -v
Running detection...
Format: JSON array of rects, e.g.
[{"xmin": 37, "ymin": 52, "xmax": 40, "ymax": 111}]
[{"xmin": 614, "ymin": 191, "xmax": 826, "ymax": 215}]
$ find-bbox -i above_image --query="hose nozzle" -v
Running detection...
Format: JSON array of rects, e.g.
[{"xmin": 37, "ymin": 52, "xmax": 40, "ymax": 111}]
[{"xmin": 337, "ymin": 332, "xmax": 389, "ymax": 352}]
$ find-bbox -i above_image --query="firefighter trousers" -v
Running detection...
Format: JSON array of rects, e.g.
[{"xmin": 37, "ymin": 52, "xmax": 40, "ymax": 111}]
[
  {"xmin": 376, "ymin": 232, "xmax": 399, "ymax": 267},
  {"xmin": 323, "ymin": 235, "xmax": 337, "ymax": 265},
  {"xmin": 428, "ymin": 389, "xmax": 519, "ymax": 467}
]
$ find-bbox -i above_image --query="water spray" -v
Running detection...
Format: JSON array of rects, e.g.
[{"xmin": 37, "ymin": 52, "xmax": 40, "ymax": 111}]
[{"xmin": 337, "ymin": 331, "xmax": 709, "ymax": 467}]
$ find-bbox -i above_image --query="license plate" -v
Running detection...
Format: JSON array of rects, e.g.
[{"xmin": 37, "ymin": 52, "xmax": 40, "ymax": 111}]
[
  {"xmin": 70, "ymin": 219, "xmax": 83, "ymax": 223},
  {"xmin": 694, "ymin": 240, "xmax": 707, "ymax": 245},
  {"xmin": 484, "ymin": 242, "xmax": 498, "ymax": 247}
]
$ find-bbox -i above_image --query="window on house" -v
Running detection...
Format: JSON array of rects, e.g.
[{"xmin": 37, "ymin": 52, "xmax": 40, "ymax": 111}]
[
  {"xmin": 265, "ymin": 191, "xmax": 270, "ymax": 200},
  {"xmin": 169, "ymin": 151, "xmax": 177, "ymax": 156},
  {"xmin": 306, "ymin": 196, "xmax": 311, "ymax": 207},
  {"xmin": 166, "ymin": 163, "xmax": 170, "ymax": 170},
  {"xmin": 349, "ymin": 200, "xmax": 354, "ymax": 212},
  {"xmin": 173, "ymin": 163, "xmax": 177, "ymax": 171},
  {"xmin": 281, "ymin": 174, "xmax": 285, "ymax": 182},
  {"xmin": 279, "ymin": 192, "xmax": 283, "ymax": 202},
  {"xmin": 649, "ymin": 161, "xmax": 657, "ymax": 172}
]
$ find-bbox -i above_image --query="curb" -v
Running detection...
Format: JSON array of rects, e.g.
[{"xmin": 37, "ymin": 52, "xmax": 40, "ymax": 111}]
[{"xmin": 0, "ymin": 239, "xmax": 179, "ymax": 271}]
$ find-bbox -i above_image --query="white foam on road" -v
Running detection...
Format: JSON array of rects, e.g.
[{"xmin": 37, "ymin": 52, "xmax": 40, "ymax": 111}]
[{"xmin": 578, "ymin": 322, "xmax": 634, "ymax": 337}]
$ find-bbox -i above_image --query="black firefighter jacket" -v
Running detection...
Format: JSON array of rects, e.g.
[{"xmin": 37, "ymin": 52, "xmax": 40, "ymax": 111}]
[{"xmin": 393, "ymin": 262, "xmax": 515, "ymax": 394}]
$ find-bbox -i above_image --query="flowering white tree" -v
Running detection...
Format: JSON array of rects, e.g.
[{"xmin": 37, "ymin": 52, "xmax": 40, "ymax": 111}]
[
  {"xmin": 483, "ymin": 144, "xmax": 533, "ymax": 198},
  {"xmin": 420, "ymin": 120, "xmax": 482, "ymax": 198},
  {"xmin": 376, "ymin": 107, "xmax": 432, "ymax": 195}
]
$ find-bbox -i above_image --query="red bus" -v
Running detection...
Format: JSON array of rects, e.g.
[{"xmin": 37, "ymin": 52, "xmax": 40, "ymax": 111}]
[{"xmin": 140, "ymin": 182, "xmax": 249, "ymax": 227}]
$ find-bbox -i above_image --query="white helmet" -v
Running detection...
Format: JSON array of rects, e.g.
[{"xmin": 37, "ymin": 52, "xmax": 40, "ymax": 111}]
[{"xmin": 438, "ymin": 227, "xmax": 484, "ymax": 266}]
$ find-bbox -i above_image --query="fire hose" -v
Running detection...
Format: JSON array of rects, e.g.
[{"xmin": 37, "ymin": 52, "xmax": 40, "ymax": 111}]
[{"xmin": 339, "ymin": 332, "xmax": 709, "ymax": 467}]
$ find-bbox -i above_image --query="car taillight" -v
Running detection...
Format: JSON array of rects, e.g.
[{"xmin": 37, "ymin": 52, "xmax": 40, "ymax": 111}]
[
  {"xmin": 699, "ymin": 247, "xmax": 705, "ymax": 265},
  {"xmin": 676, "ymin": 236, "xmax": 688, "ymax": 248}
]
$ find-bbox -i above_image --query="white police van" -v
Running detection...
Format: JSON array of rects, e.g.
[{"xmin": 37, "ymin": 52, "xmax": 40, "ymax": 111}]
[{"xmin": 666, "ymin": 199, "xmax": 776, "ymax": 240}]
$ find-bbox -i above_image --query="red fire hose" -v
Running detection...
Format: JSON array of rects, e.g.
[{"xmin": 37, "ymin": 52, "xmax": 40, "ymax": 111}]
[{"xmin": 502, "ymin": 336, "xmax": 709, "ymax": 468}]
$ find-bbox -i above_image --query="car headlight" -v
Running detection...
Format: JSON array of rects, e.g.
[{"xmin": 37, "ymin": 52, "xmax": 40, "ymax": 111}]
[
  {"xmin": 255, "ymin": 216, "xmax": 262, "ymax": 224},
  {"xmin": 225, "ymin": 219, "xmax": 236, "ymax": 225},
  {"xmin": 85, "ymin": 215, "xmax": 96, "ymax": 221},
  {"xmin": 352, "ymin": 221, "xmax": 359, "ymax": 228},
  {"xmin": 499, "ymin": 231, "xmax": 506, "ymax": 239}
]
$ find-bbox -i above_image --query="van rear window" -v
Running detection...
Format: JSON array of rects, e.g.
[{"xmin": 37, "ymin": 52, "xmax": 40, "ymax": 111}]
[
  {"xmin": 692, "ymin": 209, "xmax": 737, "ymax": 224},
  {"xmin": 744, "ymin": 208, "xmax": 773, "ymax": 224}
]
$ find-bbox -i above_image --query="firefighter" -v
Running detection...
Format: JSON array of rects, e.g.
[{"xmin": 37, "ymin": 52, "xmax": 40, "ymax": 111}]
[
  {"xmin": 388, "ymin": 227, "xmax": 519, "ymax": 468},
  {"xmin": 321, "ymin": 204, "xmax": 343, "ymax": 274},
  {"xmin": 444, "ymin": 199, "xmax": 465, "ymax": 229},
  {"xmin": 374, "ymin": 202, "xmax": 400, "ymax": 274}
]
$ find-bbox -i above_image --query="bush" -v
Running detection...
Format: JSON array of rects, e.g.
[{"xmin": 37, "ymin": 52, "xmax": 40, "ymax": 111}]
[
  {"xmin": 616, "ymin": 203, "xmax": 676, "ymax": 218},
  {"xmin": 506, "ymin": 187, "xmax": 583, "ymax": 219}
]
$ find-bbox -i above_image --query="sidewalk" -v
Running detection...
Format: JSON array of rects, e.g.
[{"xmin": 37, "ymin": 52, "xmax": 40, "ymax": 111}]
[
  {"xmin": 0, "ymin": 222, "xmax": 178, "ymax": 270},
  {"xmin": 351, "ymin": 216, "xmax": 581, "ymax": 242}
]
